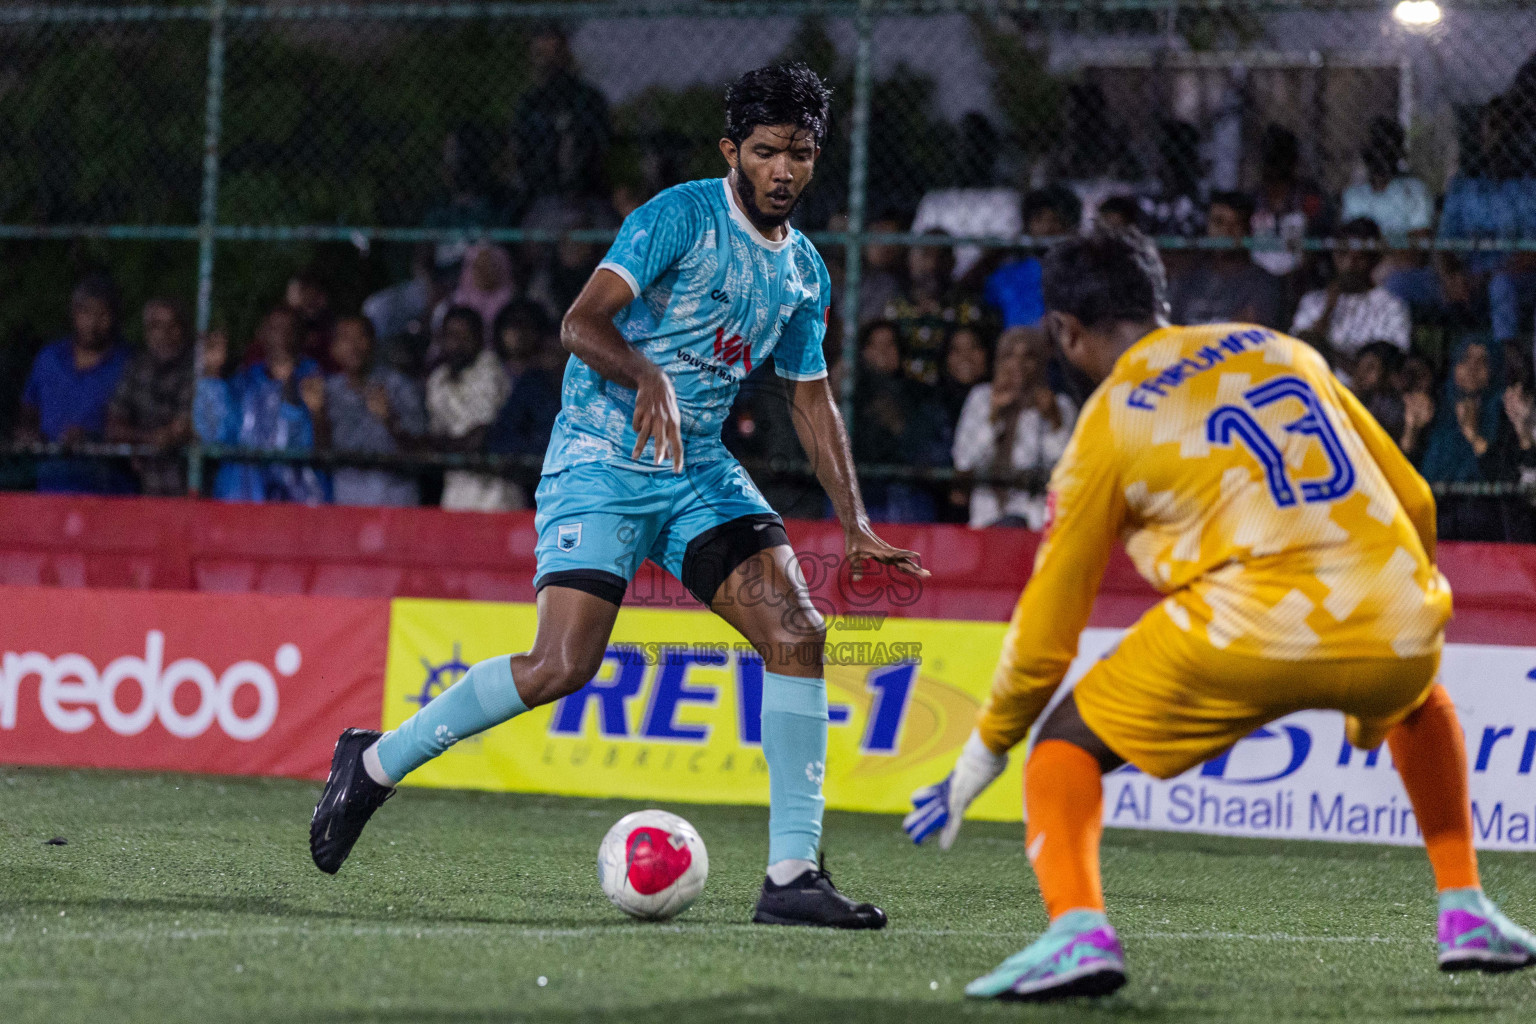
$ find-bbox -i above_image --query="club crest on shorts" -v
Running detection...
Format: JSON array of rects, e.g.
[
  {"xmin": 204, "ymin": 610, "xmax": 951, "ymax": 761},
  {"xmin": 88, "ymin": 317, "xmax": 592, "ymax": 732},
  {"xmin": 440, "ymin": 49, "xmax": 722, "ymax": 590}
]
[{"xmin": 558, "ymin": 523, "xmax": 583, "ymax": 551}]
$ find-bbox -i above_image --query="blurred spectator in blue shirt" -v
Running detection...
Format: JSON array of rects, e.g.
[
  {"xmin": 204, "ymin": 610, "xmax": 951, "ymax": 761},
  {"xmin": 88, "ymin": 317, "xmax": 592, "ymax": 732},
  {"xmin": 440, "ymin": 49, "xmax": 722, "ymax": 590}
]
[
  {"xmin": 983, "ymin": 187, "xmax": 1081, "ymax": 330},
  {"xmin": 1438, "ymin": 96, "xmax": 1536, "ymax": 346},
  {"xmin": 16, "ymin": 273, "xmax": 131, "ymax": 493},
  {"xmin": 1438, "ymin": 98, "xmax": 1536, "ymax": 248},
  {"xmin": 324, "ymin": 315, "xmax": 426, "ymax": 507},
  {"xmin": 196, "ymin": 306, "xmax": 327, "ymax": 503}
]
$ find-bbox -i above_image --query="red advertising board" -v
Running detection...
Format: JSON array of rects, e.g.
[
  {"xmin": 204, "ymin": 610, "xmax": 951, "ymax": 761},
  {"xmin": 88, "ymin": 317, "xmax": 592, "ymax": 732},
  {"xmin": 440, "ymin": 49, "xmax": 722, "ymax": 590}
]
[
  {"xmin": 1, "ymin": 494, "xmax": 1533, "ymax": 639},
  {"xmin": 0, "ymin": 586, "xmax": 387, "ymax": 779},
  {"xmin": 0, "ymin": 493, "xmax": 1534, "ymax": 793}
]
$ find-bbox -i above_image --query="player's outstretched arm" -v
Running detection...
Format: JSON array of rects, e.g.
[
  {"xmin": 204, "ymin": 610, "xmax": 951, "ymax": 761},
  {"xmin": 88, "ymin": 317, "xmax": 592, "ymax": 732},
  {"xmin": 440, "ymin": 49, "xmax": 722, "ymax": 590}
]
[
  {"xmin": 909, "ymin": 400, "xmax": 1122, "ymax": 848},
  {"xmin": 562, "ymin": 268, "xmax": 684, "ymax": 472},
  {"xmin": 788, "ymin": 376, "xmax": 930, "ymax": 580},
  {"xmin": 904, "ymin": 729, "xmax": 1009, "ymax": 849}
]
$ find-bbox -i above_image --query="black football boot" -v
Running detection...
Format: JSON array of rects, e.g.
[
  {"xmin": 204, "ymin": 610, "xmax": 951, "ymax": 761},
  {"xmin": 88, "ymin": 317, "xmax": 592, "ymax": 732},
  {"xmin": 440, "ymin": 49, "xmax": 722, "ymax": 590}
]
[
  {"xmin": 310, "ymin": 728, "xmax": 394, "ymax": 875},
  {"xmin": 752, "ymin": 855, "xmax": 888, "ymax": 929}
]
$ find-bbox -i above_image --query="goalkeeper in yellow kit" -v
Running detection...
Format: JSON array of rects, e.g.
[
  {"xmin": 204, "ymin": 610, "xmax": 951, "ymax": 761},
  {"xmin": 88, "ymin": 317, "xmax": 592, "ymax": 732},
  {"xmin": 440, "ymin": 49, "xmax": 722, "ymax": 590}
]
[{"xmin": 904, "ymin": 230, "xmax": 1536, "ymax": 1001}]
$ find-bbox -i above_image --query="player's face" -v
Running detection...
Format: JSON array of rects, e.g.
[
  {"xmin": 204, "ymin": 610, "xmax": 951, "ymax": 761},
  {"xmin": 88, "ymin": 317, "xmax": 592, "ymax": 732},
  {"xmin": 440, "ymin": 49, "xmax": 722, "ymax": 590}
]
[
  {"xmin": 720, "ymin": 124, "xmax": 818, "ymax": 230},
  {"xmin": 1046, "ymin": 311, "xmax": 1104, "ymax": 384}
]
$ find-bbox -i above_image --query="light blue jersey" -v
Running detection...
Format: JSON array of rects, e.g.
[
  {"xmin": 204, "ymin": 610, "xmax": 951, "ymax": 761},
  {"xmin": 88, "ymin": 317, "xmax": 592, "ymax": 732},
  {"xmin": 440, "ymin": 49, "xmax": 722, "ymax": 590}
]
[{"xmin": 543, "ymin": 177, "xmax": 831, "ymax": 474}]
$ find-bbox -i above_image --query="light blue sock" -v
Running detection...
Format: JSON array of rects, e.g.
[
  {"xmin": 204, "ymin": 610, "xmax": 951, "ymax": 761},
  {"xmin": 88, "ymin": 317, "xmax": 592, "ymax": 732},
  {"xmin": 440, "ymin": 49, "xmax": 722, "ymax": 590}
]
[
  {"xmin": 761, "ymin": 670, "xmax": 828, "ymax": 866},
  {"xmin": 372, "ymin": 655, "xmax": 527, "ymax": 784}
]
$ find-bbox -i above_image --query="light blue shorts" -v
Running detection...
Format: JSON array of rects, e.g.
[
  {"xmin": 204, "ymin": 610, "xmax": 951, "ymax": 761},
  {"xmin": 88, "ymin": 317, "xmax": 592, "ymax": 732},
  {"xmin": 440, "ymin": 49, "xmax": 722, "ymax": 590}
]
[{"xmin": 533, "ymin": 457, "xmax": 787, "ymax": 606}]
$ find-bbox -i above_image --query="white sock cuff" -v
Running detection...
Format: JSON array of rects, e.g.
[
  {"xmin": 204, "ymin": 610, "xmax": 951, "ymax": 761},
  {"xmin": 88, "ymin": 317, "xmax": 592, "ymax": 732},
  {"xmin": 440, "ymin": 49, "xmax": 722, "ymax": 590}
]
[
  {"xmin": 766, "ymin": 858, "xmax": 817, "ymax": 885},
  {"xmin": 362, "ymin": 737, "xmax": 397, "ymax": 788}
]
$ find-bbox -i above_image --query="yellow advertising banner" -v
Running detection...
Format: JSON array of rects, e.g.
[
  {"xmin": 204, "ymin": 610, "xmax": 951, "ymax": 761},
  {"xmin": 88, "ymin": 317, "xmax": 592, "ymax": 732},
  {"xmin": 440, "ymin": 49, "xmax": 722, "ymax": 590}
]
[{"xmin": 382, "ymin": 598, "xmax": 1025, "ymax": 823}]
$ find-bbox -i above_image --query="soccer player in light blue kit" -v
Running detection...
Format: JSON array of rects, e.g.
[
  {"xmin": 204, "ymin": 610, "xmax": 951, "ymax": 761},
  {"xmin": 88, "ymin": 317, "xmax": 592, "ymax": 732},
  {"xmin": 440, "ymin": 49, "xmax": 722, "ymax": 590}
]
[{"xmin": 311, "ymin": 63, "xmax": 926, "ymax": 928}]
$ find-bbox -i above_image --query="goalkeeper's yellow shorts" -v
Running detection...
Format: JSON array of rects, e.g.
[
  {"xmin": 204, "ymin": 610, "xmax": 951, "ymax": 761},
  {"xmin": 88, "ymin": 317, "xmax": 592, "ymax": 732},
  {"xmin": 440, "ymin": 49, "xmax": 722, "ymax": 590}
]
[{"xmin": 1073, "ymin": 603, "xmax": 1441, "ymax": 779}]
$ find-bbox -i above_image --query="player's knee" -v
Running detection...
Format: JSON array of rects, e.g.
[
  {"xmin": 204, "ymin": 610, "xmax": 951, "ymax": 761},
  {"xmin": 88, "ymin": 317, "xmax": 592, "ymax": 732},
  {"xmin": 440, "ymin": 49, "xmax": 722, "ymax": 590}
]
[
  {"xmin": 782, "ymin": 603, "xmax": 827, "ymax": 646},
  {"xmin": 519, "ymin": 649, "xmax": 604, "ymax": 707},
  {"xmin": 757, "ymin": 610, "xmax": 825, "ymax": 674}
]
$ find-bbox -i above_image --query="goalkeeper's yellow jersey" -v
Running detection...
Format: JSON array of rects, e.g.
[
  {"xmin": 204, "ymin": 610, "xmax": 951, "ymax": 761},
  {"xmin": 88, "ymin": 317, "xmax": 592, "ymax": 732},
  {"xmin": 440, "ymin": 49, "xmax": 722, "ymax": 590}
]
[{"xmin": 981, "ymin": 323, "xmax": 1453, "ymax": 751}]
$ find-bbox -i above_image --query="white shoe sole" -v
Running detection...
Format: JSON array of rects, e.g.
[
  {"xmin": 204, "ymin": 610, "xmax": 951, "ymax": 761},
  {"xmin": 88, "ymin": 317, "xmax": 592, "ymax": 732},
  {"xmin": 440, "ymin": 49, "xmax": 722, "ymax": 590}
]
[
  {"xmin": 969, "ymin": 961, "xmax": 1126, "ymax": 1002},
  {"xmin": 1439, "ymin": 948, "xmax": 1534, "ymax": 973}
]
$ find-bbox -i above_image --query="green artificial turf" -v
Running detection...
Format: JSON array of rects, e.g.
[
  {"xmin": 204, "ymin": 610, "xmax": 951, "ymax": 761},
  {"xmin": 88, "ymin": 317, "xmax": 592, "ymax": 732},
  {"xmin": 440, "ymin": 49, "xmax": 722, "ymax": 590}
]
[{"xmin": 3, "ymin": 767, "xmax": 1535, "ymax": 1023}]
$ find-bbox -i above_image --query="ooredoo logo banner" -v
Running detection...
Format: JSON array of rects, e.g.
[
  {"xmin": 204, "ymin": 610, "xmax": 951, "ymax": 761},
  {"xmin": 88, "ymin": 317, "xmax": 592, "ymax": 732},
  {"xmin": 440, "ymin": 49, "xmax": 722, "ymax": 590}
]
[{"xmin": 0, "ymin": 586, "xmax": 388, "ymax": 779}]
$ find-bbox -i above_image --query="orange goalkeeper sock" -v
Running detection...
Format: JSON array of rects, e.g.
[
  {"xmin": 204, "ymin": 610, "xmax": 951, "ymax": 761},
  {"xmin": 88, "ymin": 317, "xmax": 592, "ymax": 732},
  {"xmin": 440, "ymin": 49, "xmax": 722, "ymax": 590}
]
[
  {"xmin": 1024, "ymin": 738, "xmax": 1106, "ymax": 920},
  {"xmin": 1387, "ymin": 684, "xmax": 1480, "ymax": 892}
]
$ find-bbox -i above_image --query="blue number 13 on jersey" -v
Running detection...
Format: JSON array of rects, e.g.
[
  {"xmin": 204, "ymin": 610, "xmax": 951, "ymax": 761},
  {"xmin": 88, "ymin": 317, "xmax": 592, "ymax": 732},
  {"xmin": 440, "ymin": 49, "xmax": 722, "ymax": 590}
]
[{"xmin": 1206, "ymin": 375, "xmax": 1356, "ymax": 508}]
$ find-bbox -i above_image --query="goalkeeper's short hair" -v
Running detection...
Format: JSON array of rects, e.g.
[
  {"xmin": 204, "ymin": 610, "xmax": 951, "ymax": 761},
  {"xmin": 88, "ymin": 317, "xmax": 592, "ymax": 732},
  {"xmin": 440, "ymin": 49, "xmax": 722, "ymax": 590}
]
[{"xmin": 1042, "ymin": 229, "xmax": 1169, "ymax": 330}]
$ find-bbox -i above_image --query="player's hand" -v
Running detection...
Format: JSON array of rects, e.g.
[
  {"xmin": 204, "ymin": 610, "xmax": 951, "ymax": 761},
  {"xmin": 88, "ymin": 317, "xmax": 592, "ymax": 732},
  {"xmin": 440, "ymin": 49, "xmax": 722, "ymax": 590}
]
[
  {"xmin": 845, "ymin": 525, "xmax": 929, "ymax": 581},
  {"xmin": 632, "ymin": 366, "xmax": 685, "ymax": 473},
  {"xmin": 904, "ymin": 730, "xmax": 1008, "ymax": 849}
]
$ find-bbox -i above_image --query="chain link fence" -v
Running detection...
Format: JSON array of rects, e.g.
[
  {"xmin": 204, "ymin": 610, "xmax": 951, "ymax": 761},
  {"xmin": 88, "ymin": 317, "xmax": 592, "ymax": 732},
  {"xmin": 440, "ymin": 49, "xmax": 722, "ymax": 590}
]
[{"xmin": 2, "ymin": 1, "xmax": 1535, "ymax": 530}]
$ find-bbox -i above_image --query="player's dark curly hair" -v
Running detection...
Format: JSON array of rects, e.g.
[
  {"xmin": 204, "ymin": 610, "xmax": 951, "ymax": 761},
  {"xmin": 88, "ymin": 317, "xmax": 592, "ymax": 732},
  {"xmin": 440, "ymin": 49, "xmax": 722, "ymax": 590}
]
[
  {"xmin": 724, "ymin": 62, "xmax": 832, "ymax": 147},
  {"xmin": 1041, "ymin": 228, "xmax": 1169, "ymax": 330}
]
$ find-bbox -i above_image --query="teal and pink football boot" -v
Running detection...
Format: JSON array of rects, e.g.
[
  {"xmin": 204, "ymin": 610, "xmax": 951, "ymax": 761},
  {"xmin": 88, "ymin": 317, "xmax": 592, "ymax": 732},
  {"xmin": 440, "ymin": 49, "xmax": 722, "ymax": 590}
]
[
  {"xmin": 966, "ymin": 889, "xmax": 1533, "ymax": 1000},
  {"xmin": 1437, "ymin": 888, "xmax": 1536, "ymax": 973},
  {"xmin": 965, "ymin": 909, "xmax": 1126, "ymax": 1001}
]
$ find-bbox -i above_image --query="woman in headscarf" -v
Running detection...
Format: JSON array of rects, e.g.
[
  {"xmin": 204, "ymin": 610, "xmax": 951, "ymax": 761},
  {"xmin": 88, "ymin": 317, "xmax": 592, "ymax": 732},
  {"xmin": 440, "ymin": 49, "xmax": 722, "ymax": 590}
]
[
  {"xmin": 950, "ymin": 326, "xmax": 1076, "ymax": 529},
  {"xmin": 1419, "ymin": 337, "xmax": 1533, "ymax": 541},
  {"xmin": 432, "ymin": 242, "xmax": 516, "ymax": 351}
]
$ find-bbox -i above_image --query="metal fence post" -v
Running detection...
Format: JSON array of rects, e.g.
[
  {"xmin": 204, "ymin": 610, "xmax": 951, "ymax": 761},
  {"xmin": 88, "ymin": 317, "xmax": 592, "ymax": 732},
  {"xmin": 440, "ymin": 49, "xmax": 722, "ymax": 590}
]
[
  {"xmin": 188, "ymin": 0, "xmax": 227, "ymax": 496},
  {"xmin": 841, "ymin": 0, "xmax": 874, "ymax": 437}
]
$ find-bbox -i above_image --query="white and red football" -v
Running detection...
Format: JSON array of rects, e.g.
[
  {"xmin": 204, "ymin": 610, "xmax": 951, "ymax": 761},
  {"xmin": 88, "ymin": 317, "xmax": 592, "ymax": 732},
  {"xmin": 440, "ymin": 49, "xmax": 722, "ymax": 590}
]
[{"xmin": 597, "ymin": 809, "xmax": 709, "ymax": 921}]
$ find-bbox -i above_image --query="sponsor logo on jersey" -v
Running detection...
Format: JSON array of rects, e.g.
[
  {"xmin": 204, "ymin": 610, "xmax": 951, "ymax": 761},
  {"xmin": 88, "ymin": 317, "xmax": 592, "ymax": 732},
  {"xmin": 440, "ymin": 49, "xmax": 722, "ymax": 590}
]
[{"xmin": 713, "ymin": 328, "xmax": 752, "ymax": 373}]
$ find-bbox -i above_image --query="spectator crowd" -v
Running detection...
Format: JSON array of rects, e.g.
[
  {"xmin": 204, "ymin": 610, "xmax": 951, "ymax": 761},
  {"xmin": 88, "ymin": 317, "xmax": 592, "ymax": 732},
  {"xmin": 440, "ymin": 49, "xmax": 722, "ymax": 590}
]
[{"xmin": 8, "ymin": 30, "xmax": 1536, "ymax": 542}]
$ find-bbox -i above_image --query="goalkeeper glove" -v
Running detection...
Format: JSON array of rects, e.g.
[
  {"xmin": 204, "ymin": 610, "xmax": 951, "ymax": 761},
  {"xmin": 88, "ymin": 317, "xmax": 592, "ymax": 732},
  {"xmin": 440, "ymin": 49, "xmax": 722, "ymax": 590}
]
[{"xmin": 902, "ymin": 729, "xmax": 1008, "ymax": 850}]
